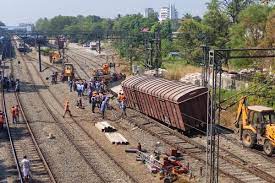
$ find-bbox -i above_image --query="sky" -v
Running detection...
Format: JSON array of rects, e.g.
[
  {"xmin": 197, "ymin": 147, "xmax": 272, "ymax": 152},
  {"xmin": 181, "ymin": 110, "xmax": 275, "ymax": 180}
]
[{"xmin": 0, "ymin": 0, "xmax": 210, "ymax": 25}]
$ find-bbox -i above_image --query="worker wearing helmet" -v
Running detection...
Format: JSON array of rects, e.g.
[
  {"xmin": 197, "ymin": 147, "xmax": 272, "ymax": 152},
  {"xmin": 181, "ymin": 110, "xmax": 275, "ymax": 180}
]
[
  {"xmin": 117, "ymin": 90, "xmax": 126, "ymax": 102},
  {"xmin": 117, "ymin": 90, "xmax": 127, "ymax": 117}
]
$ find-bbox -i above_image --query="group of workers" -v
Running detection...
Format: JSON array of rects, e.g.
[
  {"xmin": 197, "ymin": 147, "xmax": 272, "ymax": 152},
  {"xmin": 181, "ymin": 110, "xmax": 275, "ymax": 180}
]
[
  {"xmin": 64, "ymin": 76, "xmax": 127, "ymax": 119},
  {"xmin": 1, "ymin": 75, "xmax": 20, "ymax": 92},
  {"xmin": 0, "ymin": 105, "xmax": 20, "ymax": 131}
]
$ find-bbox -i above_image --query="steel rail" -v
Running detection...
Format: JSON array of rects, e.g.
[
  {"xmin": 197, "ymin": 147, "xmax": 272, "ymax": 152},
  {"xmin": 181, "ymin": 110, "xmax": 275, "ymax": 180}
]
[
  {"xmin": 28, "ymin": 60, "xmax": 139, "ymax": 183},
  {"xmin": 12, "ymin": 40, "xmax": 58, "ymax": 182},
  {"xmin": 20, "ymin": 50, "xmax": 138, "ymax": 182},
  {"xmin": 66, "ymin": 45, "xmax": 275, "ymax": 183},
  {"xmin": 121, "ymin": 109, "xmax": 275, "ymax": 183},
  {"xmin": 18, "ymin": 50, "xmax": 107, "ymax": 183},
  {"xmin": 1, "ymin": 62, "xmax": 24, "ymax": 183}
]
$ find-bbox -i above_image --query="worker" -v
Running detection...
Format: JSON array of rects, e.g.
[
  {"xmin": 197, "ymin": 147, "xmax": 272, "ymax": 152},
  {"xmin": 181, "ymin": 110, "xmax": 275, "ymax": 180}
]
[
  {"xmin": 11, "ymin": 106, "xmax": 16, "ymax": 124},
  {"xmin": 117, "ymin": 90, "xmax": 126, "ymax": 112},
  {"xmin": 63, "ymin": 101, "xmax": 72, "ymax": 118},
  {"xmin": 76, "ymin": 97, "xmax": 84, "ymax": 109},
  {"xmin": 15, "ymin": 80, "xmax": 20, "ymax": 92},
  {"xmin": 68, "ymin": 79, "xmax": 73, "ymax": 92},
  {"xmin": 120, "ymin": 100, "xmax": 127, "ymax": 117},
  {"xmin": 0, "ymin": 110, "xmax": 4, "ymax": 131},
  {"xmin": 51, "ymin": 72, "xmax": 56, "ymax": 84},
  {"xmin": 100, "ymin": 97, "xmax": 109, "ymax": 119},
  {"xmin": 154, "ymin": 142, "xmax": 161, "ymax": 160},
  {"xmin": 76, "ymin": 82, "xmax": 81, "ymax": 97},
  {"xmin": 73, "ymin": 80, "xmax": 77, "ymax": 91},
  {"xmin": 91, "ymin": 92, "xmax": 97, "ymax": 113},
  {"xmin": 15, "ymin": 105, "xmax": 20, "ymax": 123},
  {"xmin": 21, "ymin": 155, "xmax": 31, "ymax": 182},
  {"xmin": 137, "ymin": 142, "xmax": 142, "ymax": 151},
  {"xmin": 117, "ymin": 90, "xmax": 126, "ymax": 103},
  {"xmin": 96, "ymin": 92, "xmax": 102, "ymax": 108},
  {"xmin": 83, "ymin": 80, "xmax": 88, "ymax": 95},
  {"xmin": 80, "ymin": 83, "xmax": 84, "ymax": 96}
]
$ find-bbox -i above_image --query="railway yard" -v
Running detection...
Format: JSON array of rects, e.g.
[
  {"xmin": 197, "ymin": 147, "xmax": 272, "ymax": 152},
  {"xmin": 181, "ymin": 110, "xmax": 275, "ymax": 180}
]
[{"xmin": 0, "ymin": 34, "xmax": 274, "ymax": 183}]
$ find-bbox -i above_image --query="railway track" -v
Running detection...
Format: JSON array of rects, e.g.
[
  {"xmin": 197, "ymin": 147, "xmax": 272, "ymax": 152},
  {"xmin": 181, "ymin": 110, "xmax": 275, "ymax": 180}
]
[
  {"xmin": 68, "ymin": 50, "xmax": 275, "ymax": 182},
  {"xmin": 2, "ymin": 60, "xmax": 56, "ymax": 183},
  {"xmin": 19, "ymin": 51, "xmax": 138, "ymax": 182},
  {"xmin": 116, "ymin": 109, "xmax": 275, "ymax": 183},
  {"xmin": 65, "ymin": 54, "xmax": 91, "ymax": 78},
  {"xmin": 67, "ymin": 48, "xmax": 102, "ymax": 68},
  {"xmin": 26, "ymin": 54, "xmax": 84, "ymax": 80}
]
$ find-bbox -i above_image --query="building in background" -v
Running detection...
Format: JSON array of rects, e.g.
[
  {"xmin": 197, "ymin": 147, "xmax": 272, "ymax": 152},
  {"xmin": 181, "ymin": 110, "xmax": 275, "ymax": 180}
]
[
  {"xmin": 159, "ymin": 7, "xmax": 170, "ymax": 22},
  {"xmin": 169, "ymin": 4, "xmax": 178, "ymax": 20},
  {"xmin": 144, "ymin": 8, "xmax": 155, "ymax": 18},
  {"xmin": 1, "ymin": 23, "xmax": 34, "ymax": 32},
  {"xmin": 159, "ymin": 4, "xmax": 178, "ymax": 22},
  {"xmin": 19, "ymin": 23, "xmax": 34, "ymax": 32}
]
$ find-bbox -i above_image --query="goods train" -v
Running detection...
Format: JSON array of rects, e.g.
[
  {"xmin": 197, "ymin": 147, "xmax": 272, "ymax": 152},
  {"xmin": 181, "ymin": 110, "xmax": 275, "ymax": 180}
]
[{"xmin": 122, "ymin": 76, "xmax": 208, "ymax": 133}]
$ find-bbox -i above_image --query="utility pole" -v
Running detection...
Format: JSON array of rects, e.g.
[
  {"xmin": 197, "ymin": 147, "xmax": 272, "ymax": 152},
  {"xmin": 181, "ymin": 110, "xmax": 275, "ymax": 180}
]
[
  {"xmin": 36, "ymin": 34, "xmax": 42, "ymax": 72},
  {"xmin": 201, "ymin": 45, "xmax": 210, "ymax": 87},
  {"xmin": 98, "ymin": 36, "xmax": 101, "ymax": 54},
  {"xmin": 23, "ymin": 39, "xmax": 26, "ymax": 55},
  {"xmin": 129, "ymin": 43, "xmax": 133, "ymax": 75},
  {"xmin": 154, "ymin": 28, "xmax": 161, "ymax": 77},
  {"xmin": 38, "ymin": 42, "xmax": 42, "ymax": 72}
]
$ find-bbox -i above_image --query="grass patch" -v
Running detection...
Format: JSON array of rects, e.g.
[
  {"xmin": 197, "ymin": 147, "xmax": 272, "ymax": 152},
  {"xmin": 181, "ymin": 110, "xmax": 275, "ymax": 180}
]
[{"xmin": 162, "ymin": 59, "xmax": 201, "ymax": 80}]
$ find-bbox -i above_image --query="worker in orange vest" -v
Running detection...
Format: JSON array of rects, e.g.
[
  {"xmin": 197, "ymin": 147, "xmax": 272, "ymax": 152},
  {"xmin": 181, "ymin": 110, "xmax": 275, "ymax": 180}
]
[
  {"xmin": 117, "ymin": 90, "xmax": 127, "ymax": 117},
  {"xmin": 11, "ymin": 106, "xmax": 17, "ymax": 124},
  {"xmin": 117, "ymin": 90, "xmax": 126, "ymax": 103},
  {"xmin": 15, "ymin": 105, "xmax": 20, "ymax": 123},
  {"xmin": 63, "ymin": 101, "xmax": 72, "ymax": 118},
  {"xmin": 0, "ymin": 110, "xmax": 4, "ymax": 130}
]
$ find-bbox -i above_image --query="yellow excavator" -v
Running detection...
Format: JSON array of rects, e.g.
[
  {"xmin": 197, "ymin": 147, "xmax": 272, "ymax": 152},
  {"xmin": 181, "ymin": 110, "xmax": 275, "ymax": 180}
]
[
  {"xmin": 235, "ymin": 96, "xmax": 275, "ymax": 156},
  {"xmin": 49, "ymin": 51, "xmax": 61, "ymax": 63},
  {"xmin": 93, "ymin": 64, "xmax": 111, "ymax": 83}
]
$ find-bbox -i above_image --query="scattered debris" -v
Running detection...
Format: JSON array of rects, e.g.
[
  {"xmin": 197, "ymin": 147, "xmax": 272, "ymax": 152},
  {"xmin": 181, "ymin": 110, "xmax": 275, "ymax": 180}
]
[{"xmin": 125, "ymin": 143, "xmax": 147, "ymax": 153}]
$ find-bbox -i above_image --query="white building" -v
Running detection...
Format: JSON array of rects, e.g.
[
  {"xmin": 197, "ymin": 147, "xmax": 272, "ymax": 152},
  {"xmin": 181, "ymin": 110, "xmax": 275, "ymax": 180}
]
[
  {"xmin": 159, "ymin": 4, "xmax": 178, "ymax": 22},
  {"xmin": 159, "ymin": 7, "xmax": 170, "ymax": 22}
]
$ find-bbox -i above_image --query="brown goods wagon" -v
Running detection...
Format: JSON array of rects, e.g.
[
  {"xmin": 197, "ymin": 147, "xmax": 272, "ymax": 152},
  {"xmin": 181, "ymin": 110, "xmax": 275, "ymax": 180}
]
[{"xmin": 121, "ymin": 76, "xmax": 208, "ymax": 132}]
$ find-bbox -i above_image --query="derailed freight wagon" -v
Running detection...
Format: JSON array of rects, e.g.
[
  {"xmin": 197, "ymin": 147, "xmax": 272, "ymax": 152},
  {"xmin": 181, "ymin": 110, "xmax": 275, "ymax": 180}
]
[{"xmin": 122, "ymin": 76, "xmax": 208, "ymax": 133}]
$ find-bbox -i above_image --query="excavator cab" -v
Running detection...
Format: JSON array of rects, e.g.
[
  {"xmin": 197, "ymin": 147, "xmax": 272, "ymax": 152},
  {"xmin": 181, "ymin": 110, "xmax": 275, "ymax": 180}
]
[
  {"xmin": 61, "ymin": 63, "xmax": 74, "ymax": 81},
  {"xmin": 236, "ymin": 98, "xmax": 275, "ymax": 156}
]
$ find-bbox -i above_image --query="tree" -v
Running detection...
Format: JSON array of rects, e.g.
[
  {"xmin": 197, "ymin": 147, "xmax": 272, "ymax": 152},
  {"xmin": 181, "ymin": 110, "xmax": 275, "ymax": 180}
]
[
  {"xmin": 263, "ymin": 9, "xmax": 275, "ymax": 47},
  {"xmin": 0, "ymin": 21, "xmax": 5, "ymax": 26},
  {"xmin": 176, "ymin": 19, "xmax": 211, "ymax": 64},
  {"xmin": 229, "ymin": 4, "xmax": 272, "ymax": 48},
  {"xmin": 222, "ymin": 0, "xmax": 255, "ymax": 23},
  {"xmin": 203, "ymin": 0, "xmax": 231, "ymax": 47}
]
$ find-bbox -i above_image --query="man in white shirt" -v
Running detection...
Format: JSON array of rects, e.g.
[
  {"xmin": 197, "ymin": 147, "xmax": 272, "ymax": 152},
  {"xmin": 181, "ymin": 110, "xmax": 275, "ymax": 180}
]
[{"xmin": 21, "ymin": 155, "xmax": 31, "ymax": 181}]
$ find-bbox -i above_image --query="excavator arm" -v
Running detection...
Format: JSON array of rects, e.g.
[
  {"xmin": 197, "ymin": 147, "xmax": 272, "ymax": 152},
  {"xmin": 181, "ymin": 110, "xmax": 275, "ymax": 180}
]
[{"xmin": 235, "ymin": 96, "xmax": 249, "ymax": 128}]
